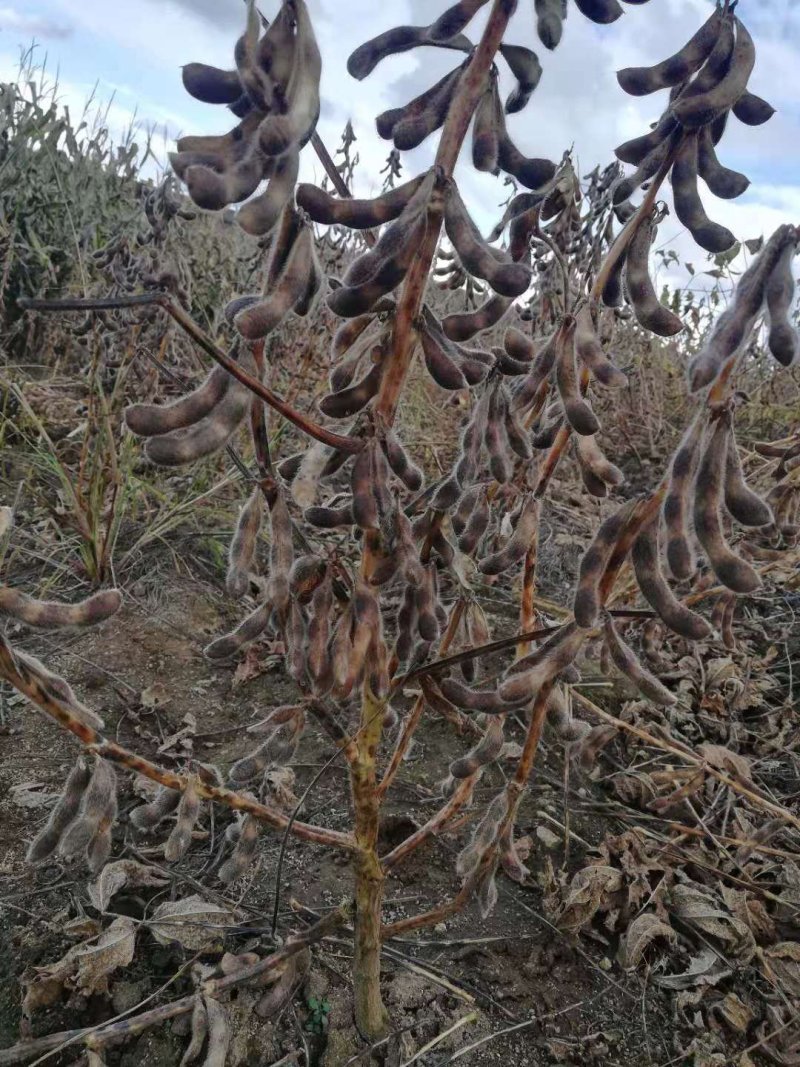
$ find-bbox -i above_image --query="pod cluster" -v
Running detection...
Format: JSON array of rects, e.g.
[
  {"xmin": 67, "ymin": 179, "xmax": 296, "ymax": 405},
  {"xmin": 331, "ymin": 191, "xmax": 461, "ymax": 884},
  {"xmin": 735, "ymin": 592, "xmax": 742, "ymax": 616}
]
[
  {"xmin": 28, "ymin": 756, "xmax": 118, "ymax": 875},
  {"xmin": 689, "ymin": 225, "xmax": 800, "ymax": 391},
  {"xmin": 614, "ymin": 8, "xmax": 775, "ymax": 254},
  {"xmin": 172, "ymin": 0, "xmax": 320, "ymax": 237},
  {"xmin": 603, "ymin": 205, "xmax": 686, "ymax": 338},
  {"xmin": 124, "ymin": 342, "xmax": 258, "ymax": 466}
]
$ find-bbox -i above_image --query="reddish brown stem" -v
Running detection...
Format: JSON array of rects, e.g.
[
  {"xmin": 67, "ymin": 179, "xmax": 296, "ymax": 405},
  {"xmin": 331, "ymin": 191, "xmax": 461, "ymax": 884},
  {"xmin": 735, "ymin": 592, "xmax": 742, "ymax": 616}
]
[
  {"xmin": 379, "ymin": 599, "xmax": 467, "ymax": 797},
  {"xmin": 18, "ymin": 295, "xmax": 361, "ymax": 454},
  {"xmin": 0, "ymin": 635, "xmax": 355, "ymax": 852},
  {"xmin": 381, "ymin": 777, "xmax": 474, "ymax": 872},
  {"xmin": 374, "ymin": 0, "xmax": 518, "ymax": 424}
]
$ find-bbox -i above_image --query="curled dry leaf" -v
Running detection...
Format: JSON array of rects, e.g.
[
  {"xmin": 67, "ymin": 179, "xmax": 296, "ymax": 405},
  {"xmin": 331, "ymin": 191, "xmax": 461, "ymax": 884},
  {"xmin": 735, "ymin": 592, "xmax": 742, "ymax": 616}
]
[
  {"xmin": 653, "ymin": 946, "xmax": 732, "ymax": 991},
  {"xmin": 669, "ymin": 882, "xmax": 756, "ymax": 965},
  {"xmin": 150, "ymin": 894, "xmax": 236, "ymax": 951},
  {"xmin": 617, "ymin": 912, "xmax": 677, "ymax": 970},
  {"xmin": 697, "ymin": 742, "xmax": 753, "ymax": 784},
  {"xmin": 557, "ymin": 864, "xmax": 623, "ymax": 933},
  {"xmin": 759, "ymin": 941, "xmax": 800, "ymax": 999},
  {"xmin": 22, "ymin": 916, "xmax": 136, "ymax": 1015},
  {"xmin": 88, "ymin": 858, "xmax": 169, "ymax": 912}
]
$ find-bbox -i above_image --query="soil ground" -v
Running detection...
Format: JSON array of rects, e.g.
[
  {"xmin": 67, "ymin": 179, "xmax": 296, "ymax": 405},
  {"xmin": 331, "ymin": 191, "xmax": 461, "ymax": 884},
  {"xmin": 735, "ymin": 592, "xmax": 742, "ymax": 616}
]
[{"xmin": 2, "ymin": 571, "xmax": 791, "ymax": 1067}]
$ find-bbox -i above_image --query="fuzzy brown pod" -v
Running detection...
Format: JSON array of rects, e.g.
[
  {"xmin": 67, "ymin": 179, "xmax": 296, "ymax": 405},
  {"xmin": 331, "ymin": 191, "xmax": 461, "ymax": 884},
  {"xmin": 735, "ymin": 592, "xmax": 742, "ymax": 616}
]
[
  {"xmin": 238, "ymin": 149, "xmax": 300, "ymax": 237},
  {"xmin": 575, "ymin": 435, "xmax": 624, "ymax": 494},
  {"xmin": 218, "ymin": 813, "xmax": 260, "ymax": 883},
  {"xmin": 0, "ymin": 586, "xmax": 121, "ymax": 629},
  {"xmin": 485, "ymin": 385, "xmax": 514, "ymax": 483},
  {"xmin": 535, "ymin": 0, "xmax": 566, "ymax": 52},
  {"xmin": 631, "ymin": 517, "xmax": 711, "ymax": 639},
  {"xmin": 230, "ymin": 710, "xmax": 305, "ymax": 782},
  {"xmin": 439, "ymin": 675, "xmax": 511, "ymax": 714},
  {"xmin": 498, "ymin": 622, "xmax": 585, "ymax": 705},
  {"xmin": 27, "ymin": 757, "xmax": 92, "ymax": 864},
  {"xmin": 257, "ymin": 0, "xmax": 321, "ymax": 157},
  {"xmin": 624, "ymin": 211, "xmax": 684, "ymax": 337},
  {"xmin": 347, "ymin": 20, "xmax": 471, "ymax": 82},
  {"xmin": 10, "ymin": 642, "xmax": 106, "ymax": 730},
  {"xmin": 574, "ymin": 305, "xmax": 627, "ymax": 388},
  {"xmin": 226, "ymin": 488, "xmax": 263, "ymax": 599},
  {"xmin": 573, "ymin": 499, "xmax": 639, "ymax": 628},
  {"xmin": 510, "ymin": 332, "xmax": 558, "ymax": 414},
  {"xmin": 378, "ymin": 64, "xmax": 465, "ymax": 151},
  {"xmin": 164, "ymin": 775, "xmax": 201, "ymax": 862},
  {"xmin": 449, "ymin": 717, "xmax": 505, "ymax": 779},
  {"xmin": 723, "ymin": 416, "xmax": 773, "ymax": 528},
  {"xmin": 663, "ymin": 411, "xmax": 704, "ymax": 580},
  {"xmin": 138, "ymin": 347, "xmax": 258, "ymax": 466},
  {"xmin": 297, "ymin": 173, "xmax": 426, "ymax": 228},
  {"xmin": 500, "ymin": 43, "xmax": 543, "ymax": 113},
  {"xmin": 617, "ymin": 7, "xmax": 722, "ymax": 96},
  {"xmin": 443, "ymin": 179, "xmax": 532, "ymax": 298},
  {"xmin": 129, "ymin": 786, "xmax": 181, "ymax": 832},
  {"xmin": 671, "ymin": 131, "xmax": 736, "ymax": 253},
  {"xmin": 694, "ymin": 416, "xmax": 761, "ymax": 593},
  {"xmin": 58, "ymin": 758, "xmax": 118, "ymax": 871},
  {"xmin": 689, "ymin": 224, "xmax": 797, "ymax": 391},
  {"xmin": 697, "ymin": 126, "xmax": 750, "ymax": 201},
  {"xmin": 381, "ymin": 429, "xmax": 424, "ymax": 492},
  {"xmin": 204, "ymin": 602, "xmax": 271, "ymax": 660},
  {"xmin": 765, "ymin": 235, "xmax": 800, "ymax": 367},
  {"xmin": 235, "ymin": 225, "xmax": 316, "ymax": 340},
  {"xmin": 479, "ymin": 495, "xmax": 539, "ymax": 576},
  {"xmin": 671, "ymin": 17, "xmax": 756, "ymax": 131},
  {"xmin": 457, "ymin": 788, "xmax": 506, "ymax": 866},
  {"xmin": 602, "ymin": 612, "xmax": 676, "ymax": 705},
  {"xmin": 419, "ymin": 308, "xmax": 470, "ymax": 391},
  {"xmin": 125, "ymin": 361, "xmax": 235, "ymax": 438},
  {"xmin": 555, "ymin": 315, "xmax": 599, "ymax": 435}
]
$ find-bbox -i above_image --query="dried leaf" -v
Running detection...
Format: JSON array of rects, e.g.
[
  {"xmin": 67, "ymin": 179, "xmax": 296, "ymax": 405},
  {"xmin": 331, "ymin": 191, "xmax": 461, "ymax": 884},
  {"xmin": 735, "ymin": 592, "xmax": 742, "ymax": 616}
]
[
  {"xmin": 23, "ymin": 916, "xmax": 137, "ymax": 1015},
  {"xmin": 712, "ymin": 992, "xmax": 753, "ymax": 1035},
  {"xmin": 697, "ymin": 743, "xmax": 752, "ymax": 783},
  {"xmin": 720, "ymin": 886, "xmax": 776, "ymax": 945},
  {"xmin": 140, "ymin": 682, "xmax": 170, "ymax": 710},
  {"xmin": 670, "ymin": 882, "xmax": 756, "ymax": 964},
  {"xmin": 88, "ymin": 859, "xmax": 168, "ymax": 912},
  {"xmin": 558, "ymin": 865, "xmax": 623, "ymax": 933},
  {"xmin": 618, "ymin": 912, "xmax": 676, "ymax": 969},
  {"xmin": 759, "ymin": 942, "xmax": 800, "ymax": 998},
  {"xmin": 9, "ymin": 781, "xmax": 59, "ymax": 809},
  {"xmin": 150, "ymin": 894, "xmax": 235, "ymax": 951},
  {"xmin": 654, "ymin": 947, "xmax": 731, "ymax": 991},
  {"xmin": 70, "ymin": 916, "xmax": 136, "ymax": 994}
]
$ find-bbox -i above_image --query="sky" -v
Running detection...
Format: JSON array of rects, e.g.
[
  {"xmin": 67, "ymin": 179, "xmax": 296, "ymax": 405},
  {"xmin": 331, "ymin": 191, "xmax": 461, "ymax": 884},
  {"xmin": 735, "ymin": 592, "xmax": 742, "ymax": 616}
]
[{"xmin": 1, "ymin": 0, "xmax": 799, "ymax": 281}]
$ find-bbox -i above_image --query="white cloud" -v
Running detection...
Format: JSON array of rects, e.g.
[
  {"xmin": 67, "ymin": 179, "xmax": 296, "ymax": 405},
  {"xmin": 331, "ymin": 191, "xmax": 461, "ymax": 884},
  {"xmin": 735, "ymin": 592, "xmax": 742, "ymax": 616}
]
[
  {"xmin": 0, "ymin": 5, "xmax": 71, "ymax": 39},
  {"xmin": 15, "ymin": 0, "xmax": 800, "ymax": 282}
]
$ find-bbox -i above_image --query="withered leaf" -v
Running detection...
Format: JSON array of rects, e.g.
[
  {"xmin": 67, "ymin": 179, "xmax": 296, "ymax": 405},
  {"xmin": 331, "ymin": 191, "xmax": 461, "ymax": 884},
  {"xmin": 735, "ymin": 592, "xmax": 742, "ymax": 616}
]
[
  {"xmin": 617, "ymin": 912, "xmax": 676, "ymax": 970},
  {"xmin": 150, "ymin": 894, "xmax": 235, "ymax": 951},
  {"xmin": 670, "ymin": 882, "xmax": 756, "ymax": 964},
  {"xmin": 23, "ymin": 916, "xmax": 137, "ymax": 1015},
  {"xmin": 558, "ymin": 865, "xmax": 623, "ymax": 933},
  {"xmin": 698, "ymin": 743, "xmax": 752, "ymax": 783},
  {"xmin": 759, "ymin": 942, "xmax": 800, "ymax": 998},
  {"xmin": 654, "ymin": 947, "xmax": 732, "ymax": 991},
  {"xmin": 88, "ymin": 859, "xmax": 169, "ymax": 912},
  {"xmin": 712, "ymin": 992, "xmax": 753, "ymax": 1035},
  {"xmin": 70, "ymin": 917, "xmax": 136, "ymax": 994}
]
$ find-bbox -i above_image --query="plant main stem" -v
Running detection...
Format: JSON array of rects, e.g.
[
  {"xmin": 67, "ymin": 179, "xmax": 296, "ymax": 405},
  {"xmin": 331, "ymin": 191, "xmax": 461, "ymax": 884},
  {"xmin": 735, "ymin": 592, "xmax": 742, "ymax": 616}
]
[
  {"xmin": 351, "ymin": 687, "xmax": 389, "ymax": 1038},
  {"xmin": 350, "ymin": 0, "xmax": 518, "ymax": 1038}
]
